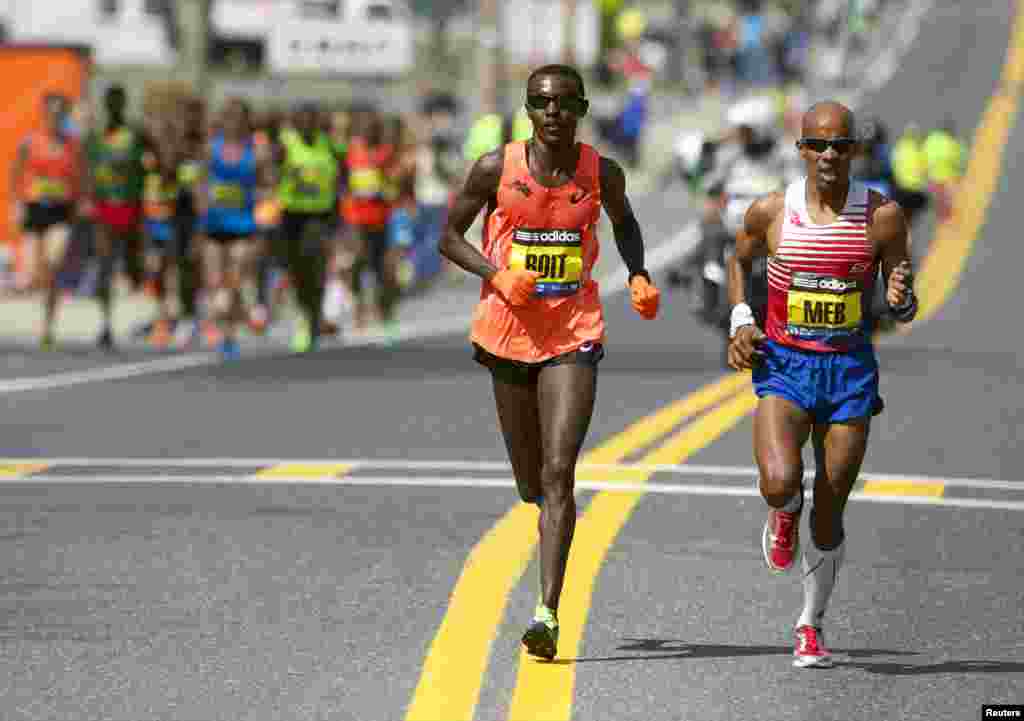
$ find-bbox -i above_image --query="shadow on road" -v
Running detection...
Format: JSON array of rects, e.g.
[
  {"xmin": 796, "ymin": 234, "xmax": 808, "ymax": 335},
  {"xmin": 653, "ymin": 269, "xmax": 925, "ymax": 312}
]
[
  {"xmin": 548, "ymin": 638, "xmax": 920, "ymax": 664},
  {"xmin": 838, "ymin": 659, "xmax": 1024, "ymax": 675}
]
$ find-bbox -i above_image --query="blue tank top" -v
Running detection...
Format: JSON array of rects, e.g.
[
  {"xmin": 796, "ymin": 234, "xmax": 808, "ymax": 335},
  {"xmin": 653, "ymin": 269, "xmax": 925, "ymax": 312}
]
[{"xmin": 204, "ymin": 136, "xmax": 257, "ymax": 235}]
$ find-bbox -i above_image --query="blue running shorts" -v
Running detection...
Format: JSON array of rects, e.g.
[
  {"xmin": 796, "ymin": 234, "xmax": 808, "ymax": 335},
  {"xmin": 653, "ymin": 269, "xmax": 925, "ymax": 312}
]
[{"xmin": 752, "ymin": 340, "xmax": 884, "ymax": 423}]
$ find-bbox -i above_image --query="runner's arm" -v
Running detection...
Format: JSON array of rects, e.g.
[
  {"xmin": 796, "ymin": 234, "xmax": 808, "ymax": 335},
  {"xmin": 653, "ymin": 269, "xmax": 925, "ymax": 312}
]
[
  {"xmin": 599, "ymin": 156, "xmax": 647, "ymax": 281},
  {"xmin": 194, "ymin": 140, "xmax": 214, "ymax": 219},
  {"xmin": 9, "ymin": 139, "xmax": 29, "ymax": 205},
  {"xmin": 727, "ymin": 192, "xmax": 780, "ymax": 308},
  {"xmin": 438, "ymin": 148, "xmax": 503, "ymax": 281},
  {"xmin": 727, "ymin": 193, "xmax": 779, "ymax": 370},
  {"xmin": 874, "ymin": 197, "xmax": 917, "ymax": 320}
]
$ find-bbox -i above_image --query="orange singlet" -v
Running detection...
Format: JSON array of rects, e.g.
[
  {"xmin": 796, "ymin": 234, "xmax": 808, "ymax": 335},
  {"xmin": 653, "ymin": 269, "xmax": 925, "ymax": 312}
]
[
  {"xmin": 470, "ymin": 141, "xmax": 605, "ymax": 363},
  {"xmin": 22, "ymin": 132, "xmax": 80, "ymax": 205}
]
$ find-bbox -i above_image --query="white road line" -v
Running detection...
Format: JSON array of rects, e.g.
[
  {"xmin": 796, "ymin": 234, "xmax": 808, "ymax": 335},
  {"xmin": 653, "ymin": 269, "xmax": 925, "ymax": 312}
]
[
  {"xmin": 0, "ymin": 354, "xmax": 218, "ymax": 394},
  {"xmin": 2, "ymin": 457, "xmax": 1021, "ymax": 492},
  {"xmin": 4, "ymin": 473, "xmax": 1023, "ymax": 512}
]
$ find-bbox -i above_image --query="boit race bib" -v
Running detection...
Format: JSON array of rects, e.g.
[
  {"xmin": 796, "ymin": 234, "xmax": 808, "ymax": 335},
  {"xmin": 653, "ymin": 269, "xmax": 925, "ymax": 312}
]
[
  {"xmin": 786, "ymin": 272, "xmax": 862, "ymax": 340},
  {"xmin": 508, "ymin": 228, "xmax": 583, "ymax": 297}
]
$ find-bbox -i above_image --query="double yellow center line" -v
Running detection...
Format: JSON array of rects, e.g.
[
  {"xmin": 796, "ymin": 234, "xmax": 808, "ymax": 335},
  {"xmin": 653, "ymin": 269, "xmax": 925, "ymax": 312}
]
[
  {"xmin": 404, "ymin": 373, "xmax": 756, "ymax": 721},
  {"xmin": 405, "ymin": 5, "xmax": 1024, "ymax": 714}
]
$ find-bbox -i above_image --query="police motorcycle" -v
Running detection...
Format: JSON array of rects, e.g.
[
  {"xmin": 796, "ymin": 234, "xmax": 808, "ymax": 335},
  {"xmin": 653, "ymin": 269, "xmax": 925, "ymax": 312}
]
[{"xmin": 667, "ymin": 96, "xmax": 785, "ymax": 360}]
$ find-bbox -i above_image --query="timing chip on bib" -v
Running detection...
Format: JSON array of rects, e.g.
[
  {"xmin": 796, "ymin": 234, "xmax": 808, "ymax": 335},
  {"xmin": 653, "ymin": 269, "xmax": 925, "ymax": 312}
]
[
  {"xmin": 509, "ymin": 228, "xmax": 583, "ymax": 297},
  {"xmin": 786, "ymin": 272, "xmax": 863, "ymax": 340}
]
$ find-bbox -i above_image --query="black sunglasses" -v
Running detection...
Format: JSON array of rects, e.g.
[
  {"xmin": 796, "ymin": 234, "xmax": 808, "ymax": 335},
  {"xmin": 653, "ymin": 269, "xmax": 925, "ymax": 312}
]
[
  {"xmin": 525, "ymin": 93, "xmax": 589, "ymax": 117},
  {"xmin": 798, "ymin": 137, "xmax": 858, "ymax": 154}
]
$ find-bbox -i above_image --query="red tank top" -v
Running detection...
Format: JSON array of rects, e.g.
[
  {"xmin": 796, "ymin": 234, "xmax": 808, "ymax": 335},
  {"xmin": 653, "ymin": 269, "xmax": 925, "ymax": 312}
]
[
  {"xmin": 470, "ymin": 141, "xmax": 604, "ymax": 362},
  {"xmin": 765, "ymin": 179, "xmax": 879, "ymax": 352},
  {"xmin": 23, "ymin": 132, "xmax": 79, "ymax": 204},
  {"xmin": 341, "ymin": 137, "xmax": 393, "ymax": 227}
]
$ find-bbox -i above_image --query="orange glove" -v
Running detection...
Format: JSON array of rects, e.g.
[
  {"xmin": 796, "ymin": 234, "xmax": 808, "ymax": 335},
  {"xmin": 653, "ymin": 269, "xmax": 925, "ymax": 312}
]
[
  {"xmin": 630, "ymin": 273, "xmax": 660, "ymax": 319},
  {"xmin": 491, "ymin": 268, "xmax": 541, "ymax": 306}
]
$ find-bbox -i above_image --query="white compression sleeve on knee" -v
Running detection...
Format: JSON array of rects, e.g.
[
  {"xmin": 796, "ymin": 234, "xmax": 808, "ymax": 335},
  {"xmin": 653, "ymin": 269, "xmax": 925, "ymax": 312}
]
[{"xmin": 798, "ymin": 539, "xmax": 845, "ymax": 629}]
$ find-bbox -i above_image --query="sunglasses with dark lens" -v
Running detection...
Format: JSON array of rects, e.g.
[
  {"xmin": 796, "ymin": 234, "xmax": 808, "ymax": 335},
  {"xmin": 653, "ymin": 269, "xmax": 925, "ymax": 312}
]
[
  {"xmin": 525, "ymin": 94, "xmax": 588, "ymax": 116},
  {"xmin": 798, "ymin": 137, "xmax": 858, "ymax": 154}
]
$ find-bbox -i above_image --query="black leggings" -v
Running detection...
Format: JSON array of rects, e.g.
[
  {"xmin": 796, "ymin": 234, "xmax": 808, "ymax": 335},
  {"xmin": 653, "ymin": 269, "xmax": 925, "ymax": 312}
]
[{"xmin": 280, "ymin": 211, "xmax": 332, "ymax": 333}]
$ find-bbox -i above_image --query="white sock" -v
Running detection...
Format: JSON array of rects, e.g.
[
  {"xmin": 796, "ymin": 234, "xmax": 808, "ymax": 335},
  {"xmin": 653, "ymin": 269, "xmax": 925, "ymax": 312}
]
[{"xmin": 797, "ymin": 537, "xmax": 845, "ymax": 629}]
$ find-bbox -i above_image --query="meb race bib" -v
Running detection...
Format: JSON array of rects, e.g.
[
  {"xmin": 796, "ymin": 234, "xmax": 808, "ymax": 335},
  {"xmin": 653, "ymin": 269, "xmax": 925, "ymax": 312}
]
[
  {"xmin": 509, "ymin": 228, "xmax": 583, "ymax": 297},
  {"xmin": 786, "ymin": 272, "xmax": 863, "ymax": 341}
]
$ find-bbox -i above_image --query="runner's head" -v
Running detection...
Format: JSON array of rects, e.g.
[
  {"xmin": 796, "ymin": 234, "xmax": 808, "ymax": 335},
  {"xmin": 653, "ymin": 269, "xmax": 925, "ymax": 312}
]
[
  {"xmin": 292, "ymin": 100, "xmax": 319, "ymax": 140},
  {"xmin": 42, "ymin": 93, "xmax": 68, "ymax": 135},
  {"xmin": 222, "ymin": 97, "xmax": 252, "ymax": 140},
  {"xmin": 354, "ymin": 108, "xmax": 383, "ymax": 146},
  {"xmin": 181, "ymin": 96, "xmax": 206, "ymax": 141},
  {"xmin": 104, "ymin": 84, "xmax": 127, "ymax": 123},
  {"xmin": 798, "ymin": 100, "xmax": 857, "ymax": 193},
  {"xmin": 525, "ymin": 64, "xmax": 588, "ymax": 147}
]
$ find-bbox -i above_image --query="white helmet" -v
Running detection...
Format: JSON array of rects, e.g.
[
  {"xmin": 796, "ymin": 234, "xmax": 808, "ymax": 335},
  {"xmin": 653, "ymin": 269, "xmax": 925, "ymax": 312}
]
[
  {"xmin": 726, "ymin": 94, "xmax": 778, "ymax": 140},
  {"xmin": 673, "ymin": 131, "xmax": 706, "ymax": 176}
]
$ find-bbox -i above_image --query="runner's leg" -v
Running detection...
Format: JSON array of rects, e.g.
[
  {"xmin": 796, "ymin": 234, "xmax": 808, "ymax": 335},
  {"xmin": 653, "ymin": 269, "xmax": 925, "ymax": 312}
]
[
  {"xmin": 93, "ymin": 223, "xmax": 116, "ymax": 347},
  {"xmin": 536, "ymin": 361, "xmax": 598, "ymax": 611},
  {"xmin": 491, "ymin": 371, "xmax": 543, "ymax": 505},
  {"xmin": 799, "ymin": 419, "xmax": 869, "ymax": 627},
  {"xmin": 755, "ymin": 395, "xmax": 813, "ymax": 507},
  {"xmin": 755, "ymin": 395, "xmax": 813, "ymax": 572},
  {"xmin": 41, "ymin": 223, "xmax": 71, "ymax": 344}
]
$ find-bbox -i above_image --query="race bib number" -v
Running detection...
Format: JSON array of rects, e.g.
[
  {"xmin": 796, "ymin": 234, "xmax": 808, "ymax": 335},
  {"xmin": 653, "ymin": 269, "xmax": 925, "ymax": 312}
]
[
  {"xmin": 509, "ymin": 228, "xmax": 583, "ymax": 297},
  {"xmin": 29, "ymin": 176, "xmax": 70, "ymax": 202},
  {"xmin": 293, "ymin": 166, "xmax": 324, "ymax": 197},
  {"xmin": 210, "ymin": 182, "xmax": 246, "ymax": 208},
  {"xmin": 349, "ymin": 168, "xmax": 385, "ymax": 200},
  {"xmin": 786, "ymin": 273, "xmax": 862, "ymax": 339},
  {"xmin": 95, "ymin": 164, "xmax": 123, "ymax": 188}
]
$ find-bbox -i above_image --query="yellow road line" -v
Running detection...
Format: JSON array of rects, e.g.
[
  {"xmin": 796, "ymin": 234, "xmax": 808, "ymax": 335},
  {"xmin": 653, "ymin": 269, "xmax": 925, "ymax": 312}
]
[
  {"xmin": 403, "ymin": 501, "xmax": 540, "ymax": 721},
  {"xmin": 403, "ymin": 374, "xmax": 748, "ymax": 721},
  {"xmin": 0, "ymin": 462, "xmax": 50, "ymax": 478},
  {"xmin": 915, "ymin": 5, "xmax": 1024, "ymax": 322},
  {"xmin": 253, "ymin": 462, "xmax": 353, "ymax": 479},
  {"xmin": 506, "ymin": 389, "xmax": 758, "ymax": 720},
  {"xmin": 579, "ymin": 373, "xmax": 751, "ymax": 466},
  {"xmin": 862, "ymin": 479, "xmax": 944, "ymax": 498},
  {"xmin": 506, "ymin": 9, "xmax": 1024, "ymax": 716}
]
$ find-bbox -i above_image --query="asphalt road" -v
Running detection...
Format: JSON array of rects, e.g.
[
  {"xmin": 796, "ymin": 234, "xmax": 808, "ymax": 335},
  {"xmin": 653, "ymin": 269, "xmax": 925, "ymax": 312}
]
[{"xmin": 1, "ymin": 3, "xmax": 1023, "ymax": 719}]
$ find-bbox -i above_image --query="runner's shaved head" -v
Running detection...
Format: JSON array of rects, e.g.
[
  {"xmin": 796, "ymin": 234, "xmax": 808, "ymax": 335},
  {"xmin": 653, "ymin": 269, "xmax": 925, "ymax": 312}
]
[{"xmin": 802, "ymin": 101, "xmax": 856, "ymax": 138}]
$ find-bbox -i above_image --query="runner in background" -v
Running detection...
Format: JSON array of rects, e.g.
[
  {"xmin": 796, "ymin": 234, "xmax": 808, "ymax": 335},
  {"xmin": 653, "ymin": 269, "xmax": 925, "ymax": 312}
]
[
  {"xmin": 275, "ymin": 101, "xmax": 341, "ymax": 353},
  {"xmin": 339, "ymin": 109, "xmax": 394, "ymax": 333},
  {"xmin": 198, "ymin": 97, "xmax": 265, "ymax": 359},
  {"xmin": 172, "ymin": 96, "xmax": 208, "ymax": 348},
  {"xmin": 380, "ymin": 114, "xmax": 418, "ymax": 336},
  {"xmin": 923, "ymin": 116, "xmax": 965, "ymax": 223},
  {"xmin": 84, "ymin": 85, "xmax": 153, "ymax": 350},
  {"xmin": 9, "ymin": 93, "xmax": 83, "ymax": 349},
  {"xmin": 140, "ymin": 115, "xmax": 181, "ymax": 347},
  {"xmin": 252, "ymin": 107, "xmax": 286, "ymax": 336}
]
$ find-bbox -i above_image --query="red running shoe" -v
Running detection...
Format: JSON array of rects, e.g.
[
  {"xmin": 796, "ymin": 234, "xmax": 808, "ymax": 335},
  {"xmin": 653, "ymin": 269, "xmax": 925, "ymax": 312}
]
[
  {"xmin": 793, "ymin": 625, "xmax": 833, "ymax": 668},
  {"xmin": 762, "ymin": 507, "xmax": 800, "ymax": 573}
]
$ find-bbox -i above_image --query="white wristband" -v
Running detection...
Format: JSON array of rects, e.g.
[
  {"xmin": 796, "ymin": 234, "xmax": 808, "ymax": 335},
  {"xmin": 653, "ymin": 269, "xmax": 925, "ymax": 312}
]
[{"xmin": 730, "ymin": 303, "xmax": 755, "ymax": 339}]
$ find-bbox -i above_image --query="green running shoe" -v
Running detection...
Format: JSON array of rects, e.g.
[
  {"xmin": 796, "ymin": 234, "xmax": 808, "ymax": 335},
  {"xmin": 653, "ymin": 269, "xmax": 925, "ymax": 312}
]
[
  {"xmin": 291, "ymin": 319, "xmax": 313, "ymax": 353},
  {"xmin": 522, "ymin": 603, "xmax": 559, "ymax": 660}
]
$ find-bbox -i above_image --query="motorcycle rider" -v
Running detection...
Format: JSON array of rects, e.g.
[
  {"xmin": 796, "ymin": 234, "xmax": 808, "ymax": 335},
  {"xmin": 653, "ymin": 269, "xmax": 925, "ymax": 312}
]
[{"xmin": 669, "ymin": 95, "xmax": 786, "ymax": 364}]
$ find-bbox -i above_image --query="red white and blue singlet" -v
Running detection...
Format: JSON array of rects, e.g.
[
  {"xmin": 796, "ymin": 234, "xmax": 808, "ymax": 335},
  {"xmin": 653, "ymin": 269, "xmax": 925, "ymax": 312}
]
[{"xmin": 765, "ymin": 178, "xmax": 880, "ymax": 352}]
